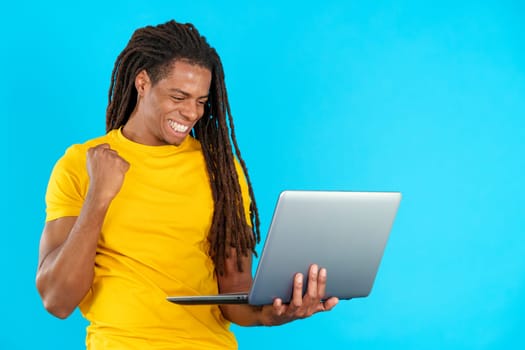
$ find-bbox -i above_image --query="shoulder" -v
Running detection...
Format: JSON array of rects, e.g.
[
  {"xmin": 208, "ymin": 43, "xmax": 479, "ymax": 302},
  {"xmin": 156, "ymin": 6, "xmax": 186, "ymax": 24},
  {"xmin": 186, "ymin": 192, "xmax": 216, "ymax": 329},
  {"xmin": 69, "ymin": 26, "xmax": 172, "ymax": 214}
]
[
  {"xmin": 51, "ymin": 132, "xmax": 115, "ymax": 173},
  {"xmin": 61, "ymin": 132, "xmax": 116, "ymax": 160}
]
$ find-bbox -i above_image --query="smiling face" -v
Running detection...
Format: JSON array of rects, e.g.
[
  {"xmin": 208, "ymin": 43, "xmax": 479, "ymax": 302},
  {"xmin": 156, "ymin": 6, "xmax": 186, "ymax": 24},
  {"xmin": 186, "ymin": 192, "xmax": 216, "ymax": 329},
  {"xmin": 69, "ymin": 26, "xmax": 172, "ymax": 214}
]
[{"xmin": 123, "ymin": 60, "xmax": 212, "ymax": 146}]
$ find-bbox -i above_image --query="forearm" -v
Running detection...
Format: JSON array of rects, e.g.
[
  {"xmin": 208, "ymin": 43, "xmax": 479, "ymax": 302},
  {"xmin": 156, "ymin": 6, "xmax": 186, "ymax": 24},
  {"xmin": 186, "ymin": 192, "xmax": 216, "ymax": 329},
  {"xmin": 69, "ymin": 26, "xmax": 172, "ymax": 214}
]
[
  {"xmin": 36, "ymin": 192, "xmax": 110, "ymax": 318},
  {"xmin": 216, "ymin": 251, "xmax": 267, "ymax": 326},
  {"xmin": 220, "ymin": 304, "xmax": 266, "ymax": 327}
]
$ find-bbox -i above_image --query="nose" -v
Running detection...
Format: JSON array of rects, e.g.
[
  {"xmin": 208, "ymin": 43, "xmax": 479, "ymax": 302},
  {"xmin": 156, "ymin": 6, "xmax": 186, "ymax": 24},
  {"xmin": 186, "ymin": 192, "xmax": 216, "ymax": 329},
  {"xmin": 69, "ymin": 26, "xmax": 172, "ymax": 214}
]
[{"xmin": 180, "ymin": 100, "xmax": 200, "ymax": 122}]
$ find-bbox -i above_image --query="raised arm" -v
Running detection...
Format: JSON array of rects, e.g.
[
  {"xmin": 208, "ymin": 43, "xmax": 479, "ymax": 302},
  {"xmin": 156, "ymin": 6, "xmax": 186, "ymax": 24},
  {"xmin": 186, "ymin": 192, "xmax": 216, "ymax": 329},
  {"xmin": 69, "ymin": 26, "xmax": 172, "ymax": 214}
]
[{"xmin": 36, "ymin": 144, "xmax": 129, "ymax": 319}]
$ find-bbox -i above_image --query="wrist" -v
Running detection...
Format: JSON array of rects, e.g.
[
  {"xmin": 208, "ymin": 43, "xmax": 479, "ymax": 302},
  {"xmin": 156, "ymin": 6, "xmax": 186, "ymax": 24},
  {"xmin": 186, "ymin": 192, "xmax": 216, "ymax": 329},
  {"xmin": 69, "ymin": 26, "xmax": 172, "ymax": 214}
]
[
  {"xmin": 85, "ymin": 189, "xmax": 113, "ymax": 211},
  {"xmin": 258, "ymin": 305, "xmax": 275, "ymax": 326}
]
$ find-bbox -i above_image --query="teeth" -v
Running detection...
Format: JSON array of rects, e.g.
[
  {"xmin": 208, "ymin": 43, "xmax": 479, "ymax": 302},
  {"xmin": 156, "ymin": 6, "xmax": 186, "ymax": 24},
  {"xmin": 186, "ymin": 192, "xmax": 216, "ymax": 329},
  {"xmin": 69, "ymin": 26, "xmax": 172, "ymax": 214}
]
[{"xmin": 168, "ymin": 120, "xmax": 189, "ymax": 133}]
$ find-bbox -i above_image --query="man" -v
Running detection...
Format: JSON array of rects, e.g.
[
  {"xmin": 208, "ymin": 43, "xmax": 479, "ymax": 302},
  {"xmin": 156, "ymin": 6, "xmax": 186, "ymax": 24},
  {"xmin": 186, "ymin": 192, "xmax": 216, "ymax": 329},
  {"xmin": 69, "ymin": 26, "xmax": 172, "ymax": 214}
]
[{"xmin": 36, "ymin": 20, "xmax": 338, "ymax": 349}]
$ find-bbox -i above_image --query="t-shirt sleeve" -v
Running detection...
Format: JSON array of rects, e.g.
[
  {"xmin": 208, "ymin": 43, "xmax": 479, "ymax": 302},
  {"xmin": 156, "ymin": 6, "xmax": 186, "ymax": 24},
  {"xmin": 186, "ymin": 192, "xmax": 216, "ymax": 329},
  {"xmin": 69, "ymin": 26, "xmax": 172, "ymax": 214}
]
[
  {"xmin": 234, "ymin": 158, "xmax": 253, "ymax": 227},
  {"xmin": 45, "ymin": 145, "xmax": 89, "ymax": 222}
]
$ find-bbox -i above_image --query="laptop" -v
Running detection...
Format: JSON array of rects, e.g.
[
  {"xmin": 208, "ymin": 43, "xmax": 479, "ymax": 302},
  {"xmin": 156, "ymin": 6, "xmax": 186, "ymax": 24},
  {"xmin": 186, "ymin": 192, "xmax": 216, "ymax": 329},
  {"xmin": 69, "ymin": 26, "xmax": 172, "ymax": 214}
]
[{"xmin": 166, "ymin": 190, "xmax": 401, "ymax": 305}]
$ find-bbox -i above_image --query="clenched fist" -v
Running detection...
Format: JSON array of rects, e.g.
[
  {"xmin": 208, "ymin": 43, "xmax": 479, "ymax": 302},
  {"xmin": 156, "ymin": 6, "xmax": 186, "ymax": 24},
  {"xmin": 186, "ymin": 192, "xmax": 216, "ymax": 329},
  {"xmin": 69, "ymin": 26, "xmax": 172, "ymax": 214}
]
[{"xmin": 86, "ymin": 143, "xmax": 130, "ymax": 204}]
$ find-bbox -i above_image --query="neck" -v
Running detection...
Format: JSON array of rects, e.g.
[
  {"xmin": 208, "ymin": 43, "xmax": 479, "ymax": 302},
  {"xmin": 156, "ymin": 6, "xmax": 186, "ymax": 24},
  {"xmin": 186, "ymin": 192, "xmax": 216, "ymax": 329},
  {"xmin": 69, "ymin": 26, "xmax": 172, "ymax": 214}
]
[{"xmin": 121, "ymin": 108, "xmax": 147, "ymax": 144}]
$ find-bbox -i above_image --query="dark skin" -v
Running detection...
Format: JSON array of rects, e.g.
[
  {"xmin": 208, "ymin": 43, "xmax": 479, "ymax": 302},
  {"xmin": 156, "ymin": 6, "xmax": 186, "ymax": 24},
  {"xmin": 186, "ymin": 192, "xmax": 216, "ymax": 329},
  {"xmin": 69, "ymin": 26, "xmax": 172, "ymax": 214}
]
[
  {"xmin": 218, "ymin": 248, "xmax": 338, "ymax": 326},
  {"xmin": 36, "ymin": 144, "xmax": 130, "ymax": 318},
  {"xmin": 36, "ymin": 60, "xmax": 338, "ymax": 324}
]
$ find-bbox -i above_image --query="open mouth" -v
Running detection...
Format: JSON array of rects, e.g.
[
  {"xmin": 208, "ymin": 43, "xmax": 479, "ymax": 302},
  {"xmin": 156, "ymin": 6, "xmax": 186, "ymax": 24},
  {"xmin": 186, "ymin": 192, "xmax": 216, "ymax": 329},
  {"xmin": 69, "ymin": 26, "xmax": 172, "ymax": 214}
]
[{"xmin": 168, "ymin": 120, "xmax": 189, "ymax": 133}]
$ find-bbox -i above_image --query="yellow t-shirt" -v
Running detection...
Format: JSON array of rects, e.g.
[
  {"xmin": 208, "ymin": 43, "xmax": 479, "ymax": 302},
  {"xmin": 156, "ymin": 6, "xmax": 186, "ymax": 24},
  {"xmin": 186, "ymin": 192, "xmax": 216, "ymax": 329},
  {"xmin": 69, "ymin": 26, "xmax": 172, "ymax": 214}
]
[{"xmin": 45, "ymin": 129, "xmax": 251, "ymax": 349}]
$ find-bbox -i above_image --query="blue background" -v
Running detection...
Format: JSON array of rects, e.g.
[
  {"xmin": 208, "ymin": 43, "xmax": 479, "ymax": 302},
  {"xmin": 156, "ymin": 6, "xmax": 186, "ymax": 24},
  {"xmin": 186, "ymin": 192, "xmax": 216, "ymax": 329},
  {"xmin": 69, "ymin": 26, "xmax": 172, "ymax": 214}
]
[{"xmin": 2, "ymin": 0, "xmax": 524, "ymax": 349}]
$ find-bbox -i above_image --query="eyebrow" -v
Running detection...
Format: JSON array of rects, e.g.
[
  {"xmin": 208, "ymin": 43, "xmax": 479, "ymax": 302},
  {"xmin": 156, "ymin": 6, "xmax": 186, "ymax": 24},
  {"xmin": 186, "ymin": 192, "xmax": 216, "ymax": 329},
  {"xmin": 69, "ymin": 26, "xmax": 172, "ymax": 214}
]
[{"xmin": 168, "ymin": 88, "xmax": 209, "ymax": 99}]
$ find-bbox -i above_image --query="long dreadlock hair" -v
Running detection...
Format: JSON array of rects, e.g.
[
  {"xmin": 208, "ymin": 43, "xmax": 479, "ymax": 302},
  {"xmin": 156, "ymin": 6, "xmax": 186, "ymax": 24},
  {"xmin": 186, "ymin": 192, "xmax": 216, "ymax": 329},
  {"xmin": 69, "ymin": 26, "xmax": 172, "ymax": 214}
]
[{"xmin": 105, "ymin": 20, "xmax": 260, "ymax": 274}]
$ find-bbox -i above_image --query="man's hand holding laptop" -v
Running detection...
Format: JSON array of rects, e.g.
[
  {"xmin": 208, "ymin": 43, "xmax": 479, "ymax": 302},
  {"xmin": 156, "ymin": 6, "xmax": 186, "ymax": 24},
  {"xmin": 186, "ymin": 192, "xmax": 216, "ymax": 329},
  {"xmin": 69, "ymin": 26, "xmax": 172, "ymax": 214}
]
[
  {"xmin": 258, "ymin": 263, "xmax": 339, "ymax": 326},
  {"xmin": 218, "ymin": 256, "xmax": 339, "ymax": 327}
]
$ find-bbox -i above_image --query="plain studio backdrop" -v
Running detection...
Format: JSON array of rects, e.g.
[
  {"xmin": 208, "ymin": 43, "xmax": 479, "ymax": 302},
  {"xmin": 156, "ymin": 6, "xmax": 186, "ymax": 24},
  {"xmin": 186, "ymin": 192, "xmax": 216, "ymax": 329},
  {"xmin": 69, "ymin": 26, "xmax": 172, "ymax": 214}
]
[{"xmin": 2, "ymin": 1, "xmax": 524, "ymax": 349}]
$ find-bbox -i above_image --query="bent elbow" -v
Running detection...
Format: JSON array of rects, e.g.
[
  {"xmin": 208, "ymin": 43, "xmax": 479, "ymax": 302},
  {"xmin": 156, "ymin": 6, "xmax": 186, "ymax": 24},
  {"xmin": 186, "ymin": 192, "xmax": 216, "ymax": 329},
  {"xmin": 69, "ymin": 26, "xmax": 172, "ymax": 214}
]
[
  {"xmin": 36, "ymin": 276, "xmax": 76, "ymax": 319},
  {"xmin": 41, "ymin": 296, "xmax": 75, "ymax": 319}
]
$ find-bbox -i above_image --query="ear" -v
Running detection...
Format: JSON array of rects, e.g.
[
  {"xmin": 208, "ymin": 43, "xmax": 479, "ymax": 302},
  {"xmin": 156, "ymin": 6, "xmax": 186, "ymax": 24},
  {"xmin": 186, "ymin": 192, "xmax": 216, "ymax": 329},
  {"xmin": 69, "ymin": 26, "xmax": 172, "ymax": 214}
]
[{"xmin": 135, "ymin": 70, "xmax": 151, "ymax": 97}]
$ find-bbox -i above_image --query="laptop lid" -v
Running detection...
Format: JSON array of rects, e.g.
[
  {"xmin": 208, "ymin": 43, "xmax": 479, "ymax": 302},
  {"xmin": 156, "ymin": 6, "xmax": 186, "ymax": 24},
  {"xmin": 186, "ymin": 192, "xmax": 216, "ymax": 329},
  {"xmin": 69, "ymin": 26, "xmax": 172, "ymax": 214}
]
[{"xmin": 166, "ymin": 190, "xmax": 401, "ymax": 305}]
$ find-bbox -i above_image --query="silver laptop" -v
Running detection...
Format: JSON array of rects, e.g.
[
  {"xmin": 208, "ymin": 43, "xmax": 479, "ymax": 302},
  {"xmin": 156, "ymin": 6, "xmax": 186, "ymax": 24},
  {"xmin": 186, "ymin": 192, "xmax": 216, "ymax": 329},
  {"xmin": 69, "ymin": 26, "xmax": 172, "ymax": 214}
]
[{"xmin": 166, "ymin": 190, "xmax": 401, "ymax": 305}]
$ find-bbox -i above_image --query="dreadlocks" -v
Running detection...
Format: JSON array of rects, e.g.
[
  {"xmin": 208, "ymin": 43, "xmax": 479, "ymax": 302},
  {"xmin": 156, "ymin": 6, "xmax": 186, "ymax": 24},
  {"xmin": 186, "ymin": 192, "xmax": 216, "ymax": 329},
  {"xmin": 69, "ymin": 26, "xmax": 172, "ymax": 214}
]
[{"xmin": 105, "ymin": 20, "xmax": 260, "ymax": 274}]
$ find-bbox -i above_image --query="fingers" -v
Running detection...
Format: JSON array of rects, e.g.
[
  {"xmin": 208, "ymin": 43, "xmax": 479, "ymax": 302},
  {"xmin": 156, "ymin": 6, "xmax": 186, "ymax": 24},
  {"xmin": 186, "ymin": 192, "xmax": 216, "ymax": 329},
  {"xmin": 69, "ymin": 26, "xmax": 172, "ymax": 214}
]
[
  {"xmin": 306, "ymin": 264, "xmax": 319, "ymax": 301},
  {"xmin": 316, "ymin": 267, "xmax": 327, "ymax": 300},
  {"xmin": 264, "ymin": 265, "xmax": 338, "ymax": 326},
  {"xmin": 323, "ymin": 297, "xmax": 339, "ymax": 311},
  {"xmin": 86, "ymin": 143, "xmax": 130, "ymax": 202},
  {"xmin": 90, "ymin": 143, "xmax": 115, "ymax": 155},
  {"xmin": 286, "ymin": 265, "xmax": 326, "ymax": 317},
  {"xmin": 288, "ymin": 272, "xmax": 304, "ymax": 312},
  {"xmin": 89, "ymin": 143, "xmax": 118, "ymax": 157},
  {"xmin": 88, "ymin": 144, "xmax": 129, "ymax": 169},
  {"xmin": 272, "ymin": 298, "xmax": 284, "ymax": 316}
]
